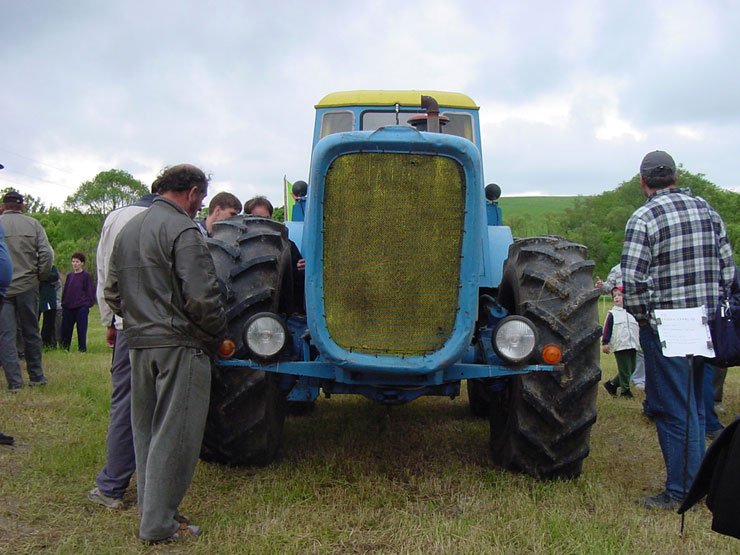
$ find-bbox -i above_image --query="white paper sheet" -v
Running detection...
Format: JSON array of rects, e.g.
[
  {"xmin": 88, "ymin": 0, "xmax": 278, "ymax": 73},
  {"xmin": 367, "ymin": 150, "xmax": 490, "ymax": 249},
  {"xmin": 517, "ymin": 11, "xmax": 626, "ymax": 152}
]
[{"xmin": 653, "ymin": 306, "xmax": 715, "ymax": 358}]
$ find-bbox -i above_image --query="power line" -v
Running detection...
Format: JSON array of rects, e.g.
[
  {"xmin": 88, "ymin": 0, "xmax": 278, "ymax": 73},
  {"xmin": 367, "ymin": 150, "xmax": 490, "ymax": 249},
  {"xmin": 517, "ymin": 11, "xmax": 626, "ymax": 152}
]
[
  {"xmin": 0, "ymin": 145, "xmax": 79, "ymax": 177},
  {"xmin": 0, "ymin": 168, "xmax": 70, "ymax": 187}
]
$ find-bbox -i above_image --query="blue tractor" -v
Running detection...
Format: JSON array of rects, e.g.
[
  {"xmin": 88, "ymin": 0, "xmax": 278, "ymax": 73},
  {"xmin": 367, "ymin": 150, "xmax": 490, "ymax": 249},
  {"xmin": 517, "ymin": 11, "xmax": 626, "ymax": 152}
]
[{"xmin": 201, "ymin": 91, "xmax": 602, "ymax": 479}]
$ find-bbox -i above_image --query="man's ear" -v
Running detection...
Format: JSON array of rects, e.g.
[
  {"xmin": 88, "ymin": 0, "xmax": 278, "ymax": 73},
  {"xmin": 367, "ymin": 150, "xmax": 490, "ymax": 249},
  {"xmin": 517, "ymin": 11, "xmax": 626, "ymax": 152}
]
[{"xmin": 638, "ymin": 175, "xmax": 650, "ymax": 196}]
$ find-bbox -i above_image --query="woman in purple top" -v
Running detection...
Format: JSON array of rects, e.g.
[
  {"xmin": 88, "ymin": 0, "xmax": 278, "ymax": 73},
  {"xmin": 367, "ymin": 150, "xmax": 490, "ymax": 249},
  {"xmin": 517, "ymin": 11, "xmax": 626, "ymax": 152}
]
[{"xmin": 60, "ymin": 252, "xmax": 96, "ymax": 352}]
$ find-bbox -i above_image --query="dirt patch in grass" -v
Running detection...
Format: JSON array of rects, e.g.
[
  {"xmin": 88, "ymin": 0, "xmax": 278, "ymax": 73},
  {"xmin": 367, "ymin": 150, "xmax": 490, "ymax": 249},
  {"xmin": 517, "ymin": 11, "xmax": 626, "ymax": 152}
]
[{"xmin": 0, "ymin": 497, "xmax": 62, "ymax": 552}]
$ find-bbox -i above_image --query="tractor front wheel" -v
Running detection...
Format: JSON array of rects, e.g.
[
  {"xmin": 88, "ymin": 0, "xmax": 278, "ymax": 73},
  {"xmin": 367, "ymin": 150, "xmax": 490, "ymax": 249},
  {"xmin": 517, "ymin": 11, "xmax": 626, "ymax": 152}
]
[
  {"xmin": 200, "ymin": 216, "xmax": 292, "ymax": 466},
  {"xmin": 489, "ymin": 236, "xmax": 601, "ymax": 479}
]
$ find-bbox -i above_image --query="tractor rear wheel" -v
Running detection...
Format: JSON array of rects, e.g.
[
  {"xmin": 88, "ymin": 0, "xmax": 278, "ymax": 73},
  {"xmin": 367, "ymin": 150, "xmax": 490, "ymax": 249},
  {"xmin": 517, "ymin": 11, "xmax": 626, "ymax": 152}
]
[
  {"xmin": 489, "ymin": 236, "xmax": 601, "ymax": 479},
  {"xmin": 200, "ymin": 216, "xmax": 292, "ymax": 466}
]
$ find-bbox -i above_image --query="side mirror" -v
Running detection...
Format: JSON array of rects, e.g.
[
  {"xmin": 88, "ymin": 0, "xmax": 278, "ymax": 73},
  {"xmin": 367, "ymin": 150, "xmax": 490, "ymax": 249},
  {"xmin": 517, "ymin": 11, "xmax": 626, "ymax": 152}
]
[
  {"xmin": 485, "ymin": 183, "xmax": 501, "ymax": 201},
  {"xmin": 292, "ymin": 180, "xmax": 308, "ymax": 198}
]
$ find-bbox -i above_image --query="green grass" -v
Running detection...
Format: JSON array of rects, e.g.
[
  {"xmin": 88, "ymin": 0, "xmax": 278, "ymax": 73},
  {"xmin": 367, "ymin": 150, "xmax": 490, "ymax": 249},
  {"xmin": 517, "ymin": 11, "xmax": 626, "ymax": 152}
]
[
  {"xmin": 1, "ymin": 306, "xmax": 738, "ymax": 553},
  {"xmin": 498, "ymin": 196, "xmax": 578, "ymax": 236}
]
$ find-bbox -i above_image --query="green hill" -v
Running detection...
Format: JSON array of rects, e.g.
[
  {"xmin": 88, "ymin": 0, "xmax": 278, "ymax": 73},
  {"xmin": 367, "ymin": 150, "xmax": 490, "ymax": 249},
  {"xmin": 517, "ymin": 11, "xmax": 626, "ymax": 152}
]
[{"xmin": 498, "ymin": 195, "xmax": 579, "ymax": 236}]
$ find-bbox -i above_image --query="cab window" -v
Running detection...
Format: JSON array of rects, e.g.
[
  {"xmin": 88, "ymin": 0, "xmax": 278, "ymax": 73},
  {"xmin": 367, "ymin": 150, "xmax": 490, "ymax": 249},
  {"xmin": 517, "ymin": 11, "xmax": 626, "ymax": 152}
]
[
  {"xmin": 320, "ymin": 111, "xmax": 354, "ymax": 138},
  {"xmin": 442, "ymin": 113, "xmax": 474, "ymax": 142}
]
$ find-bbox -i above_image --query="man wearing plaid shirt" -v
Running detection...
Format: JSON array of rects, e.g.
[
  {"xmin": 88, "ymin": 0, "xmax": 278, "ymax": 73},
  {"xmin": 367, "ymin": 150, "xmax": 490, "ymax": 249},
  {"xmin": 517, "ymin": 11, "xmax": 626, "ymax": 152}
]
[{"xmin": 621, "ymin": 150, "xmax": 735, "ymax": 510}]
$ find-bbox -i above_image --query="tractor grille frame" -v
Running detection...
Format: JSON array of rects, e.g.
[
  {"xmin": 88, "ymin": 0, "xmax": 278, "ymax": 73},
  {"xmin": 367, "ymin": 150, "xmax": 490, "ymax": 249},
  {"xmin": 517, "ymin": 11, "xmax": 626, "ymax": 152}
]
[{"xmin": 321, "ymin": 151, "xmax": 466, "ymax": 357}]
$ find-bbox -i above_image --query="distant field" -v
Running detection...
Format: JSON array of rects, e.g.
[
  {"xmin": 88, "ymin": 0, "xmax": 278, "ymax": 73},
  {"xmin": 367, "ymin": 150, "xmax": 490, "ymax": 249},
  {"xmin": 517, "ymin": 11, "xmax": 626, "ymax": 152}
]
[{"xmin": 498, "ymin": 195, "xmax": 579, "ymax": 236}]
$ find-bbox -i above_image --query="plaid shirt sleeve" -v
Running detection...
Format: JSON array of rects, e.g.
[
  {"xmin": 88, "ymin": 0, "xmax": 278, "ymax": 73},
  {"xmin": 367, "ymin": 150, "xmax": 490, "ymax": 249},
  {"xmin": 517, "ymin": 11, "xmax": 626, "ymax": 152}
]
[
  {"xmin": 621, "ymin": 213, "xmax": 651, "ymax": 322},
  {"xmin": 711, "ymin": 207, "xmax": 736, "ymax": 295},
  {"xmin": 601, "ymin": 265, "xmax": 622, "ymax": 293}
]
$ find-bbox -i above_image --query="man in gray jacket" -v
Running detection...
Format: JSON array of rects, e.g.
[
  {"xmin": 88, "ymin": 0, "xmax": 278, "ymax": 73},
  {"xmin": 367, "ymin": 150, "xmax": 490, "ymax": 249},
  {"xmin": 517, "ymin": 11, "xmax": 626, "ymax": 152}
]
[
  {"xmin": 105, "ymin": 165, "xmax": 226, "ymax": 544},
  {"xmin": 0, "ymin": 190, "xmax": 53, "ymax": 391}
]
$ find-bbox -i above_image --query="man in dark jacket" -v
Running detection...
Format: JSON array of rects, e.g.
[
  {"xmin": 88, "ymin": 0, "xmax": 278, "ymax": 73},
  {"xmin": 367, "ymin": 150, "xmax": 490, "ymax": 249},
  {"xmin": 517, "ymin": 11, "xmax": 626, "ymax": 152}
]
[
  {"xmin": 679, "ymin": 417, "xmax": 740, "ymax": 539},
  {"xmin": 105, "ymin": 164, "xmax": 226, "ymax": 544},
  {"xmin": 38, "ymin": 265, "xmax": 60, "ymax": 348}
]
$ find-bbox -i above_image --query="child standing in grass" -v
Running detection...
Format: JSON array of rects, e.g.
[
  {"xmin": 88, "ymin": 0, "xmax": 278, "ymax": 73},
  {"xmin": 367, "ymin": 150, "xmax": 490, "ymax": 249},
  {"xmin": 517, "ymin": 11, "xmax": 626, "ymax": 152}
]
[
  {"xmin": 602, "ymin": 286, "xmax": 640, "ymax": 399},
  {"xmin": 60, "ymin": 252, "xmax": 95, "ymax": 352}
]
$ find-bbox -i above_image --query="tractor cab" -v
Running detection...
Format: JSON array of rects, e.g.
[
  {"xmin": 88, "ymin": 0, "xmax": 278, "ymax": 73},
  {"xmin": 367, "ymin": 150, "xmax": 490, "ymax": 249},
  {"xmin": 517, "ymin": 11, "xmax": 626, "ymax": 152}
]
[{"xmin": 312, "ymin": 90, "xmax": 481, "ymax": 151}]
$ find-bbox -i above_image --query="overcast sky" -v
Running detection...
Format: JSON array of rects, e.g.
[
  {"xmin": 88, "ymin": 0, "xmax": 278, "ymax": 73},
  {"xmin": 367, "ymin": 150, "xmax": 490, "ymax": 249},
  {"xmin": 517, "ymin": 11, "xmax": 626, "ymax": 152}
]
[{"xmin": 2, "ymin": 0, "xmax": 739, "ymax": 210}]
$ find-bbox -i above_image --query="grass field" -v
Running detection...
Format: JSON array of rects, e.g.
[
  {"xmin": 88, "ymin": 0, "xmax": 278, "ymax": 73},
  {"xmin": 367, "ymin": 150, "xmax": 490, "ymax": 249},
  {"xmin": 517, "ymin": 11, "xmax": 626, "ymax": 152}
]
[
  {"xmin": 1, "ymin": 305, "xmax": 738, "ymax": 554},
  {"xmin": 497, "ymin": 196, "xmax": 578, "ymax": 236}
]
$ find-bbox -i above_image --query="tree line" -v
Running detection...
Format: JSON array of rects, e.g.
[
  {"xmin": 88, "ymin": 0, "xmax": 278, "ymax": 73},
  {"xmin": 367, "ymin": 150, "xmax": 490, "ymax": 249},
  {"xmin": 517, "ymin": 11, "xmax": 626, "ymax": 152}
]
[
  {"xmin": 3, "ymin": 167, "xmax": 738, "ymax": 283},
  {"xmin": 525, "ymin": 168, "xmax": 740, "ymax": 278}
]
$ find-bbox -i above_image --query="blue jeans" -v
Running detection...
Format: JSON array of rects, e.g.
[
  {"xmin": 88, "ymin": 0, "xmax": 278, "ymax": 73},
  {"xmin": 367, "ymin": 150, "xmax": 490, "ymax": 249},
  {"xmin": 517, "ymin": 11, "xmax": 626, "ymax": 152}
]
[{"xmin": 640, "ymin": 326, "xmax": 705, "ymax": 500}]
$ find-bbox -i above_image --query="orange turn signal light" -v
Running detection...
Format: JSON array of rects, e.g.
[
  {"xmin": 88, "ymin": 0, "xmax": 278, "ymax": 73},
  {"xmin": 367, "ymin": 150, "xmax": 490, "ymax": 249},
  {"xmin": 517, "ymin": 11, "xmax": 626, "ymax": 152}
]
[
  {"xmin": 542, "ymin": 344, "xmax": 562, "ymax": 365},
  {"xmin": 218, "ymin": 339, "xmax": 236, "ymax": 359}
]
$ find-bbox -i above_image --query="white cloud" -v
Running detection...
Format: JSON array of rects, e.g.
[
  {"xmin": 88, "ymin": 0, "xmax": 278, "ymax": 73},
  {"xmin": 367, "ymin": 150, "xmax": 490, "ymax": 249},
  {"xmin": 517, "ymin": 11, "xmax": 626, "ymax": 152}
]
[
  {"xmin": 595, "ymin": 113, "xmax": 646, "ymax": 142},
  {"xmin": 1, "ymin": 0, "xmax": 739, "ymax": 211}
]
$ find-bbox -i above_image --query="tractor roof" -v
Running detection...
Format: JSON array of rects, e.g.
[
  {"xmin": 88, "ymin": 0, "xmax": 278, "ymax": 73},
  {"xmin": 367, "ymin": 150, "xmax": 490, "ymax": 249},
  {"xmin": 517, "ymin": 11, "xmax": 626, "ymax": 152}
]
[{"xmin": 316, "ymin": 90, "xmax": 479, "ymax": 110}]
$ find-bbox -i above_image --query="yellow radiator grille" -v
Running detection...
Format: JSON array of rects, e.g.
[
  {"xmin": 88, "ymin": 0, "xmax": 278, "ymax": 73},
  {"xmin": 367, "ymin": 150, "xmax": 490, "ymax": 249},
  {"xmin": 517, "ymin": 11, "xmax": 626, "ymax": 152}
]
[{"xmin": 323, "ymin": 152, "xmax": 465, "ymax": 356}]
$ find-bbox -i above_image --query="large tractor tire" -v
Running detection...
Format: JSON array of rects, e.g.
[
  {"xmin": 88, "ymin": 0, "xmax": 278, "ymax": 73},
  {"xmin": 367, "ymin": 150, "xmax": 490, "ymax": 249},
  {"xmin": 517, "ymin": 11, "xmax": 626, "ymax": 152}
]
[
  {"xmin": 490, "ymin": 236, "xmax": 601, "ymax": 479},
  {"xmin": 200, "ymin": 216, "xmax": 292, "ymax": 466}
]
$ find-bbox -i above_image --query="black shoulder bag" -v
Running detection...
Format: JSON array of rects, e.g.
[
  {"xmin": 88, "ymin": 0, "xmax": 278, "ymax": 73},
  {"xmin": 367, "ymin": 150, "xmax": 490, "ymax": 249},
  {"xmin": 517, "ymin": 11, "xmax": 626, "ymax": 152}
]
[
  {"xmin": 710, "ymin": 266, "xmax": 740, "ymax": 367},
  {"xmin": 703, "ymin": 200, "xmax": 740, "ymax": 367}
]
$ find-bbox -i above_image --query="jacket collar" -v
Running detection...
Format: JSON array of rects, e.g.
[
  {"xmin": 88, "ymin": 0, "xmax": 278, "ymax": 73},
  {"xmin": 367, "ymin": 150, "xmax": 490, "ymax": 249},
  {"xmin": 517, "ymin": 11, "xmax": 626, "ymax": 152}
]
[{"xmin": 153, "ymin": 195, "xmax": 191, "ymax": 218}]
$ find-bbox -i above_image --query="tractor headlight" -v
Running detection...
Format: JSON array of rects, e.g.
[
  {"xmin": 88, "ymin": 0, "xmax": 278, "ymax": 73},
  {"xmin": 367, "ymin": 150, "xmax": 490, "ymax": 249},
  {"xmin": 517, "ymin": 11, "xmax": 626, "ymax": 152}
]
[
  {"xmin": 492, "ymin": 316, "xmax": 538, "ymax": 364},
  {"xmin": 243, "ymin": 313, "xmax": 288, "ymax": 360}
]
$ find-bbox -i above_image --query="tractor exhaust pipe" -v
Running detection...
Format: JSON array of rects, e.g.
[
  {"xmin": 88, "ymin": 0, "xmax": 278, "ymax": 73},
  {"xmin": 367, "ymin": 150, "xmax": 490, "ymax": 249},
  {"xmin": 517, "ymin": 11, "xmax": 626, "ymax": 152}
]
[{"xmin": 421, "ymin": 95, "xmax": 440, "ymax": 133}]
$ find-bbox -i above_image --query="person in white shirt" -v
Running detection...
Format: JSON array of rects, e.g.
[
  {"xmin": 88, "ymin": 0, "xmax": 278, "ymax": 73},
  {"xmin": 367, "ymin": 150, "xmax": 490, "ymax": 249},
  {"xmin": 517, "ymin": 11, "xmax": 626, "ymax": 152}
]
[{"xmin": 601, "ymin": 286, "xmax": 640, "ymax": 399}]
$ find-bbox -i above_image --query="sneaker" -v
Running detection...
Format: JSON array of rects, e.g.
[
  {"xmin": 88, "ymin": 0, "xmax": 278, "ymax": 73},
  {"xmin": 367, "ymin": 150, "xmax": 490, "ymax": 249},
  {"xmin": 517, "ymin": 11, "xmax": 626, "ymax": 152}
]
[
  {"xmin": 7, "ymin": 385, "xmax": 22, "ymax": 393},
  {"xmin": 715, "ymin": 403, "xmax": 726, "ymax": 415},
  {"xmin": 621, "ymin": 390, "xmax": 634, "ymax": 399},
  {"xmin": 641, "ymin": 492, "xmax": 681, "ymax": 511},
  {"xmin": 143, "ymin": 522, "xmax": 201, "ymax": 544},
  {"xmin": 0, "ymin": 432, "xmax": 14, "ymax": 445},
  {"xmin": 87, "ymin": 487, "xmax": 124, "ymax": 509},
  {"xmin": 603, "ymin": 381, "xmax": 618, "ymax": 397},
  {"xmin": 29, "ymin": 378, "xmax": 48, "ymax": 387}
]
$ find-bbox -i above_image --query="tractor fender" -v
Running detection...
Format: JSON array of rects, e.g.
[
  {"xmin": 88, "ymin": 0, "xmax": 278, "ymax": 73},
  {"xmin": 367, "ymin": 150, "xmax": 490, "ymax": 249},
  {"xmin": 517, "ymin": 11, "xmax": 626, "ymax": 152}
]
[
  {"xmin": 481, "ymin": 225, "xmax": 513, "ymax": 288},
  {"xmin": 284, "ymin": 221, "xmax": 304, "ymax": 254}
]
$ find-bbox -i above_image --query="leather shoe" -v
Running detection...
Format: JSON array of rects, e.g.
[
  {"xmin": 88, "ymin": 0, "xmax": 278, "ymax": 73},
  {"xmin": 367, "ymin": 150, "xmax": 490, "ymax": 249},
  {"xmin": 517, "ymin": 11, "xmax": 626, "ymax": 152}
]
[
  {"xmin": 641, "ymin": 492, "xmax": 681, "ymax": 511},
  {"xmin": 603, "ymin": 381, "xmax": 618, "ymax": 397}
]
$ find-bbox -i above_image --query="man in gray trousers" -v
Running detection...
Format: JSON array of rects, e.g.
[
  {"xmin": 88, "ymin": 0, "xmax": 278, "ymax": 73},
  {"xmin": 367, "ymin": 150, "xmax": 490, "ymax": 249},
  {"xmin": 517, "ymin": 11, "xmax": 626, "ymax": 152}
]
[
  {"xmin": 86, "ymin": 185, "xmax": 160, "ymax": 509},
  {"xmin": 0, "ymin": 190, "xmax": 53, "ymax": 391},
  {"xmin": 105, "ymin": 165, "xmax": 226, "ymax": 544}
]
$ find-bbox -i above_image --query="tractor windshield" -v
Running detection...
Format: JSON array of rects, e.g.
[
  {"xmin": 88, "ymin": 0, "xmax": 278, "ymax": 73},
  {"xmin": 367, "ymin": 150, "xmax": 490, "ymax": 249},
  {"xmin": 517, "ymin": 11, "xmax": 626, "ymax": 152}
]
[
  {"xmin": 318, "ymin": 109, "xmax": 475, "ymax": 142},
  {"xmin": 362, "ymin": 111, "xmax": 474, "ymax": 141}
]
